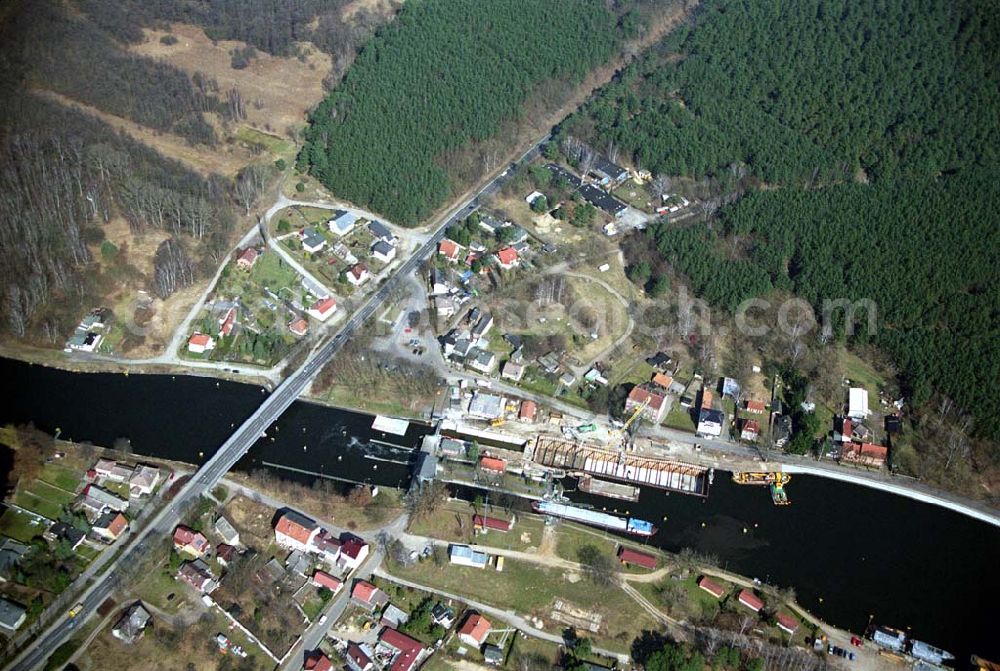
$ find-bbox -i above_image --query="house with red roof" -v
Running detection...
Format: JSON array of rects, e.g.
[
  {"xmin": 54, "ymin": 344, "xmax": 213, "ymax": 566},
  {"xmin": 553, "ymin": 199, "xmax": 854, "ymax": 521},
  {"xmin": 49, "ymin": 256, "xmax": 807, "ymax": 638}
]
[
  {"xmin": 458, "ymin": 613, "xmax": 491, "ymax": 648},
  {"xmin": 273, "ymin": 510, "xmax": 320, "ymax": 552},
  {"xmin": 337, "ymin": 537, "xmax": 370, "ymax": 571},
  {"xmin": 288, "ymin": 318, "xmax": 309, "ymax": 337},
  {"xmin": 346, "ymin": 643, "xmax": 374, "ymax": 671},
  {"xmin": 218, "ymin": 307, "xmax": 237, "ymax": 338},
  {"xmin": 740, "ymin": 419, "xmax": 761, "ymax": 442},
  {"xmin": 312, "ymin": 570, "xmax": 343, "ymax": 594},
  {"xmin": 697, "ymin": 576, "xmax": 725, "ymax": 599},
  {"xmin": 473, "ymin": 515, "xmax": 514, "ymax": 533},
  {"xmin": 478, "ymin": 456, "xmax": 506, "ymax": 474},
  {"xmin": 351, "ymin": 580, "xmax": 388, "ymax": 612},
  {"xmin": 303, "ymin": 651, "xmax": 334, "ymax": 671},
  {"xmin": 625, "ymin": 386, "xmax": 668, "ymax": 423},
  {"xmin": 833, "ymin": 416, "xmax": 853, "ymax": 443},
  {"xmin": 187, "ymin": 332, "xmax": 215, "ymax": 354},
  {"xmin": 236, "ymin": 247, "xmax": 259, "ymax": 270},
  {"xmin": 841, "ymin": 442, "xmax": 888, "ymax": 468},
  {"xmin": 216, "ymin": 543, "xmax": 236, "ymax": 567},
  {"xmin": 306, "ymin": 296, "xmax": 337, "ymax": 322},
  {"xmin": 518, "ymin": 400, "xmax": 537, "ymax": 422},
  {"xmin": 651, "ymin": 372, "xmax": 673, "ymax": 389},
  {"xmin": 776, "ymin": 612, "xmax": 799, "ymax": 635},
  {"xmin": 738, "ymin": 589, "xmax": 764, "ymax": 613},
  {"xmin": 745, "ymin": 399, "xmax": 767, "ymax": 414},
  {"xmin": 376, "ymin": 628, "xmax": 425, "ymax": 671},
  {"xmin": 494, "ymin": 247, "xmax": 519, "ymax": 270},
  {"xmin": 617, "ymin": 546, "xmax": 657, "ymax": 570},
  {"xmin": 177, "ymin": 560, "xmax": 217, "ymax": 593},
  {"xmin": 347, "ymin": 263, "xmax": 371, "ymax": 286},
  {"xmin": 173, "ymin": 525, "xmax": 209, "ymax": 557},
  {"xmin": 92, "ymin": 512, "xmax": 128, "ymax": 542},
  {"xmin": 438, "ymin": 239, "xmax": 463, "ymax": 262}
]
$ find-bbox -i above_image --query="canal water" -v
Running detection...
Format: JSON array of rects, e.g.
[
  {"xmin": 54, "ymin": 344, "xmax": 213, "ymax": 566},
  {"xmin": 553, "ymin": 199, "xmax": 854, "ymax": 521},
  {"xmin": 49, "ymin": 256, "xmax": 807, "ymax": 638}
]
[{"xmin": 3, "ymin": 357, "xmax": 999, "ymax": 664}]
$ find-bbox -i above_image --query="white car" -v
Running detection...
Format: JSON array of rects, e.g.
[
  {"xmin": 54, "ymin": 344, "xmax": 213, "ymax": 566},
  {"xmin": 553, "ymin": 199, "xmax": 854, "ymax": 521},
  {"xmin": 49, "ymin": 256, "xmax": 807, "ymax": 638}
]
[{"xmin": 318, "ymin": 615, "xmax": 327, "ymax": 625}]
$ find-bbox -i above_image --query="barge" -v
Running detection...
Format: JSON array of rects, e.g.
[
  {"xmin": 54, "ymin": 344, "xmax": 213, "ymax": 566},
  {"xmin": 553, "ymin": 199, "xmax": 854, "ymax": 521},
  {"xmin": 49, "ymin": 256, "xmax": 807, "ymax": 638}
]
[
  {"xmin": 533, "ymin": 500, "xmax": 656, "ymax": 537},
  {"xmin": 577, "ymin": 474, "xmax": 640, "ymax": 502}
]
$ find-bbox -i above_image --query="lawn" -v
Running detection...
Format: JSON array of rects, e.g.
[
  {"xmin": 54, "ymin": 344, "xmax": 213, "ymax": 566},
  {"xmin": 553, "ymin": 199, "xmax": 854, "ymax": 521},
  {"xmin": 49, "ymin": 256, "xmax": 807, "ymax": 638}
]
[
  {"xmin": 13, "ymin": 490, "xmax": 63, "ymax": 520},
  {"xmin": 251, "ymin": 250, "xmax": 300, "ymax": 293},
  {"xmin": 0, "ymin": 507, "xmax": 48, "ymax": 542},
  {"xmin": 632, "ymin": 572, "xmax": 724, "ymax": 622},
  {"xmin": 388, "ymin": 557, "xmax": 655, "ymax": 652},
  {"xmin": 839, "ymin": 349, "xmax": 886, "ymax": 393},
  {"xmin": 607, "ymin": 357, "xmax": 654, "ymax": 388},
  {"xmin": 236, "ymin": 126, "xmax": 296, "ymax": 162},
  {"xmin": 664, "ymin": 406, "xmax": 696, "ymax": 432},
  {"xmin": 39, "ymin": 463, "xmax": 82, "ymax": 492},
  {"xmin": 134, "ymin": 568, "xmax": 188, "ymax": 614},
  {"xmin": 408, "ymin": 501, "xmax": 546, "ymax": 552}
]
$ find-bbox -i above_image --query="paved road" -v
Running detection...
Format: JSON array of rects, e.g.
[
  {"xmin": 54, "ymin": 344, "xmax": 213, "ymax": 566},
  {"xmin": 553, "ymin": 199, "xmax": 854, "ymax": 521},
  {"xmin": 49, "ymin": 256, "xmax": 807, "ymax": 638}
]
[{"xmin": 4, "ymin": 136, "xmax": 549, "ymax": 671}]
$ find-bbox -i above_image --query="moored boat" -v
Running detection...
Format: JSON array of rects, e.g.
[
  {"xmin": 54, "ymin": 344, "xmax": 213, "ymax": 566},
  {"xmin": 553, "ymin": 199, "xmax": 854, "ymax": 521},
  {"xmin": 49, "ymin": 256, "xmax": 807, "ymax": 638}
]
[{"xmin": 533, "ymin": 500, "xmax": 656, "ymax": 536}]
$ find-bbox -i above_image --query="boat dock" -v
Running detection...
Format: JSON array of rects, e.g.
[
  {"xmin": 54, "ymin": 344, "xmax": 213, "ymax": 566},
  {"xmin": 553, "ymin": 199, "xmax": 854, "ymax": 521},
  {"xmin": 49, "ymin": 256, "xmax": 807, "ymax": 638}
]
[{"xmin": 530, "ymin": 437, "xmax": 711, "ymax": 497}]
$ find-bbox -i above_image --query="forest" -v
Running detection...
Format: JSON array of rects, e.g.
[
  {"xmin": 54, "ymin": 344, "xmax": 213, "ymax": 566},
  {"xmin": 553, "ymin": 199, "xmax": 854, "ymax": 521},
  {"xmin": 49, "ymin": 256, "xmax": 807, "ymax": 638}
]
[
  {"xmin": 567, "ymin": 0, "xmax": 1000, "ymax": 445},
  {"xmin": 300, "ymin": 0, "xmax": 630, "ymax": 225}
]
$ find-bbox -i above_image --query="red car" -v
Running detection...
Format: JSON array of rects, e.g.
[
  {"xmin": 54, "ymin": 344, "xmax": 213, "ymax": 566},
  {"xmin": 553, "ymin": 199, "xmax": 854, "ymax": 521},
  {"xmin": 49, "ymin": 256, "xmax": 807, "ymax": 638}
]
[{"xmin": 850, "ymin": 636, "xmax": 863, "ymax": 647}]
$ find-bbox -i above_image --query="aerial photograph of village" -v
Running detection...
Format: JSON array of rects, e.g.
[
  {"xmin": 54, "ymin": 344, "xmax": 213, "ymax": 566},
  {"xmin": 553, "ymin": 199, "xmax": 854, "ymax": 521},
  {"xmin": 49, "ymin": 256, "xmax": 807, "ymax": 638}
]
[{"xmin": 0, "ymin": 1, "xmax": 997, "ymax": 671}]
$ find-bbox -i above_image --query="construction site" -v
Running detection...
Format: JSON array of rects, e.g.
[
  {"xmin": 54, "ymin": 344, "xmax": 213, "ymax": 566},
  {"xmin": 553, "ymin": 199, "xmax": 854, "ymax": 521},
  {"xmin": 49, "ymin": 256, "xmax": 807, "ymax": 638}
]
[{"xmin": 527, "ymin": 436, "xmax": 712, "ymax": 497}]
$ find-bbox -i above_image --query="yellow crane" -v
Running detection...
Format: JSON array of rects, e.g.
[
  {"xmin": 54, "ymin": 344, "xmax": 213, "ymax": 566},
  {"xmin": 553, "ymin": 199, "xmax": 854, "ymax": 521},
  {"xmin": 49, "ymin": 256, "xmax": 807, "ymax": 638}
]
[{"xmin": 622, "ymin": 397, "xmax": 650, "ymax": 432}]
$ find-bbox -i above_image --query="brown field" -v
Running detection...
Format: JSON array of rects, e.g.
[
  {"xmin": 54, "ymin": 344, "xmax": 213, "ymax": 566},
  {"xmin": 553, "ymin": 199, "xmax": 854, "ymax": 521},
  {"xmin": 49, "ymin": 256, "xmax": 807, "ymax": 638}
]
[{"xmin": 130, "ymin": 23, "xmax": 332, "ymax": 139}]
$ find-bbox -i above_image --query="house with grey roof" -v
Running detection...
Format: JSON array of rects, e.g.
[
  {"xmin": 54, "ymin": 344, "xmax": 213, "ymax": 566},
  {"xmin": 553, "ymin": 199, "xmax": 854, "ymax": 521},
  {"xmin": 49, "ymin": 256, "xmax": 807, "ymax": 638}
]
[
  {"xmin": 328, "ymin": 210, "xmax": 359, "ymax": 236},
  {"xmin": 214, "ymin": 516, "xmax": 240, "ymax": 546},
  {"xmin": 112, "ymin": 602, "xmax": 151, "ymax": 644},
  {"xmin": 0, "ymin": 597, "xmax": 26, "ymax": 632},
  {"xmin": 368, "ymin": 220, "xmax": 395, "ymax": 243},
  {"xmin": 300, "ymin": 227, "xmax": 327, "ymax": 254}
]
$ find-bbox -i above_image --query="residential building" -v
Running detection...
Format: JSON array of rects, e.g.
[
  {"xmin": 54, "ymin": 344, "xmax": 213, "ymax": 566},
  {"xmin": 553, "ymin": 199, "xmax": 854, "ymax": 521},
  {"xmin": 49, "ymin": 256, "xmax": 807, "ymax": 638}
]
[
  {"xmin": 304, "ymin": 651, "xmax": 334, "ymax": 671},
  {"xmin": 438, "ymin": 239, "xmax": 463, "ymax": 262},
  {"xmin": 773, "ymin": 415, "xmax": 793, "ymax": 447},
  {"xmin": 467, "ymin": 348, "xmax": 496, "ymax": 374},
  {"xmin": 697, "ymin": 408, "xmax": 725, "ymax": 438},
  {"xmin": 173, "ymin": 525, "xmax": 209, "ymax": 557},
  {"xmin": 334, "ymin": 242, "xmax": 358, "ymax": 265},
  {"xmin": 66, "ymin": 329, "xmax": 102, "ymax": 352},
  {"xmin": 216, "ymin": 543, "xmax": 236, "ymax": 566},
  {"xmin": 177, "ymin": 560, "xmax": 217, "ymax": 593},
  {"xmin": 518, "ymin": 400, "xmax": 537, "ymax": 423},
  {"xmin": 289, "ymin": 317, "xmax": 310, "ymax": 336},
  {"xmin": 449, "ymin": 544, "xmax": 488, "ymax": 569},
  {"xmin": 651, "ymin": 372, "xmax": 673, "ymax": 389},
  {"xmin": 430, "ymin": 268, "xmax": 451, "ymax": 295},
  {"xmin": 494, "ymin": 247, "xmax": 519, "ymax": 270},
  {"xmin": 82, "ymin": 484, "xmax": 128, "ymax": 512},
  {"xmin": 471, "ymin": 313, "xmax": 494, "ymax": 339},
  {"xmin": 236, "ymin": 247, "xmax": 259, "ymax": 269},
  {"xmin": 128, "ymin": 465, "xmax": 160, "ymax": 496},
  {"xmin": 473, "ymin": 515, "xmax": 514, "ymax": 533},
  {"xmin": 47, "ymin": 522, "xmax": 86, "ymax": 550},
  {"xmin": 381, "ymin": 604, "xmax": 409, "ymax": 629},
  {"xmin": 368, "ymin": 220, "xmax": 395, "ymax": 244},
  {"xmin": 697, "ymin": 576, "xmax": 725, "ymax": 599},
  {"xmin": 274, "ymin": 510, "xmax": 320, "ymax": 552},
  {"xmin": 483, "ymin": 644, "xmax": 504, "ymax": 665},
  {"xmin": 301, "ymin": 227, "xmax": 327, "ymax": 254},
  {"xmin": 478, "ymin": 456, "xmax": 506, "ymax": 474},
  {"xmin": 833, "ymin": 416, "xmax": 853, "ymax": 443},
  {"xmin": 187, "ymin": 332, "xmax": 215, "ymax": 354},
  {"xmin": 286, "ymin": 550, "xmax": 312, "ymax": 576},
  {"xmin": 625, "ymin": 386, "xmax": 668, "ymax": 424},
  {"xmin": 94, "ymin": 459, "xmax": 133, "ymax": 483},
  {"xmin": 737, "ymin": 589, "xmax": 763, "ymax": 613},
  {"xmin": 431, "ymin": 603, "xmax": 455, "ymax": 628},
  {"xmin": 584, "ymin": 368, "xmax": 608, "ymax": 386},
  {"xmin": 841, "ymin": 442, "xmax": 888, "ymax": 468},
  {"xmin": 214, "ymin": 516, "xmax": 240, "ymax": 546},
  {"xmin": 433, "ymin": 295, "xmax": 458, "ymax": 317},
  {"xmin": 458, "ymin": 613, "xmax": 491, "ymax": 648},
  {"xmin": 745, "ymin": 399, "xmax": 767, "ymax": 414},
  {"xmin": 93, "ymin": 512, "xmax": 128, "ymax": 542},
  {"xmin": 776, "ymin": 612, "xmax": 798, "ymax": 635},
  {"xmin": 372, "ymin": 240, "xmax": 396, "ymax": 264},
  {"xmin": 468, "ymin": 392, "xmax": 505, "ymax": 420},
  {"xmin": 307, "ymin": 296, "xmax": 338, "ymax": 322},
  {"xmin": 328, "ymin": 210, "xmax": 359, "ymax": 236},
  {"xmin": 112, "ymin": 602, "xmax": 151, "ymax": 644},
  {"xmin": 700, "ymin": 388, "xmax": 715, "ymax": 409},
  {"xmin": 347, "ymin": 263, "xmax": 371, "ymax": 286},
  {"xmin": 579, "ymin": 183, "xmax": 627, "ymax": 218},
  {"xmin": 592, "ymin": 155, "xmax": 629, "ymax": 185},
  {"xmin": 338, "ymin": 537, "xmax": 370, "ymax": 571},
  {"xmin": 346, "ymin": 643, "xmax": 375, "ymax": 671},
  {"xmin": 376, "ymin": 628, "xmax": 424, "ymax": 671},
  {"xmin": 351, "ymin": 580, "xmax": 388, "ymax": 612},
  {"xmin": 312, "ymin": 570, "xmax": 343, "ymax": 593},
  {"xmin": 740, "ymin": 419, "xmax": 760, "ymax": 442},
  {"xmin": 848, "ymin": 387, "xmax": 871, "ymax": 420},
  {"xmin": 0, "ymin": 539, "xmax": 29, "ymax": 577},
  {"xmin": 0, "ymin": 598, "xmax": 27, "ymax": 633},
  {"xmin": 312, "ymin": 532, "xmax": 342, "ymax": 565},
  {"xmin": 617, "ymin": 546, "xmax": 657, "ymax": 569},
  {"xmin": 218, "ymin": 307, "xmax": 237, "ymax": 338}
]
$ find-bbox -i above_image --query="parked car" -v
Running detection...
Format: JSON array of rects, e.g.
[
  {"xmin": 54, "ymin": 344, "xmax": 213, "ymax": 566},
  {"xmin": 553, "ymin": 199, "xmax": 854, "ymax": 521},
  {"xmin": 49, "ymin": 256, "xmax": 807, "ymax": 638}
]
[{"xmin": 850, "ymin": 636, "xmax": 863, "ymax": 647}]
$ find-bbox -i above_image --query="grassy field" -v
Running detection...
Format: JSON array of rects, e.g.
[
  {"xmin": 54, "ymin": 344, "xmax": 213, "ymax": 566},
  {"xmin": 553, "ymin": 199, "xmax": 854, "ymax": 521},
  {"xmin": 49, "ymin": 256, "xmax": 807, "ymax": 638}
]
[
  {"xmin": 664, "ymin": 406, "xmax": 696, "ymax": 431},
  {"xmin": 39, "ymin": 463, "xmax": 82, "ymax": 491},
  {"xmin": 839, "ymin": 349, "xmax": 886, "ymax": 393},
  {"xmin": 13, "ymin": 490, "xmax": 63, "ymax": 519},
  {"xmin": 0, "ymin": 507, "xmax": 48, "ymax": 542},
  {"xmin": 236, "ymin": 126, "xmax": 297, "ymax": 162},
  {"xmin": 388, "ymin": 556, "xmax": 654, "ymax": 652}
]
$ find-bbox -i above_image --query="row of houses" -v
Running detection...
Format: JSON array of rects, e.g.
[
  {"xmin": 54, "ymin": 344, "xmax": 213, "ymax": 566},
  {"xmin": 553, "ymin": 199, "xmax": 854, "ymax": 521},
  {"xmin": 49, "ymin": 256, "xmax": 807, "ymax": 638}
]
[
  {"xmin": 187, "ymin": 305, "xmax": 238, "ymax": 354},
  {"xmin": 91, "ymin": 459, "xmax": 161, "ymax": 497},
  {"xmin": 274, "ymin": 510, "xmax": 370, "ymax": 573},
  {"xmin": 696, "ymin": 577, "xmax": 799, "ymax": 635}
]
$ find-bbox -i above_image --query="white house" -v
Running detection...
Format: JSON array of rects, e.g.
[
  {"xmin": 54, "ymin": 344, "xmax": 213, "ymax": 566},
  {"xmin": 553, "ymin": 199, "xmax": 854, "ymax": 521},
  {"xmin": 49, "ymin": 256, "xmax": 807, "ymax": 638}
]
[
  {"xmin": 696, "ymin": 408, "xmax": 725, "ymax": 438},
  {"xmin": 371, "ymin": 241, "xmax": 396, "ymax": 264},
  {"xmin": 300, "ymin": 227, "xmax": 327, "ymax": 254},
  {"xmin": 306, "ymin": 297, "xmax": 337, "ymax": 322},
  {"xmin": 128, "ymin": 465, "xmax": 160, "ymax": 496},
  {"xmin": 848, "ymin": 388, "xmax": 871, "ymax": 420},
  {"xmin": 347, "ymin": 264, "xmax": 371, "ymax": 286},
  {"xmin": 274, "ymin": 510, "xmax": 320, "ymax": 552},
  {"xmin": 337, "ymin": 537, "xmax": 370, "ymax": 571},
  {"xmin": 449, "ymin": 544, "xmax": 488, "ymax": 569},
  {"xmin": 327, "ymin": 210, "xmax": 358, "ymax": 237}
]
